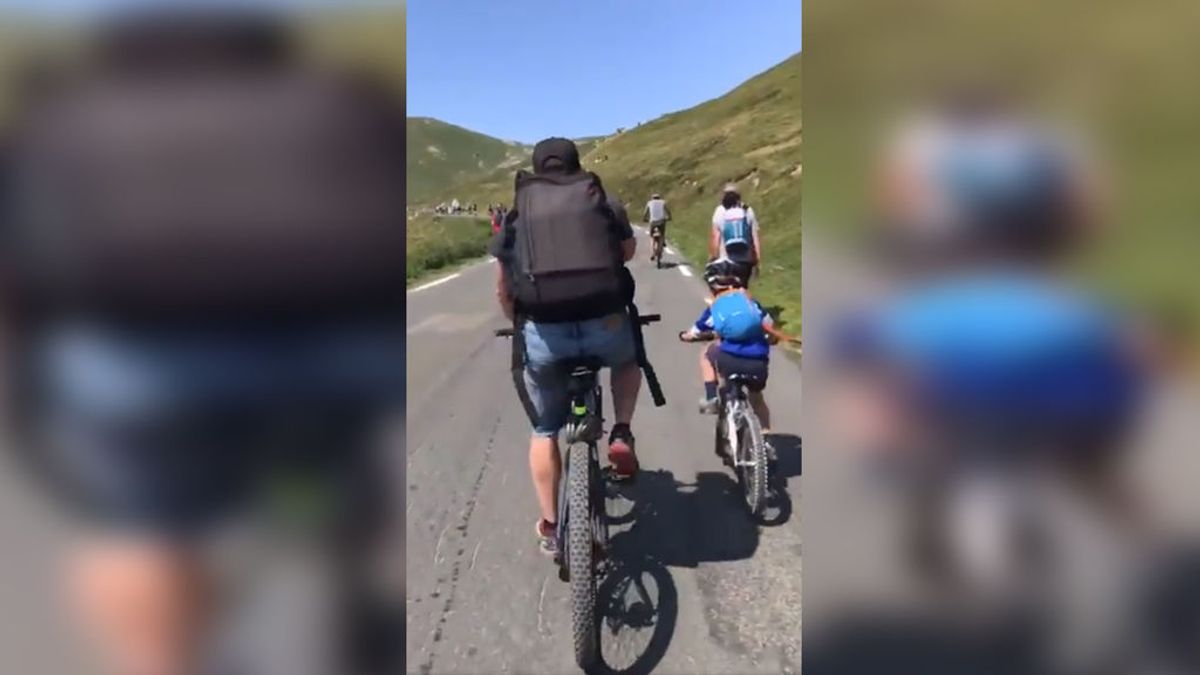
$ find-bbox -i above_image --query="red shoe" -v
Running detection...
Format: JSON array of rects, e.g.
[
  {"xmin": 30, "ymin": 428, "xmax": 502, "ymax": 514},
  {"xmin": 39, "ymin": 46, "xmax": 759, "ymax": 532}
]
[{"xmin": 607, "ymin": 424, "xmax": 639, "ymax": 478}]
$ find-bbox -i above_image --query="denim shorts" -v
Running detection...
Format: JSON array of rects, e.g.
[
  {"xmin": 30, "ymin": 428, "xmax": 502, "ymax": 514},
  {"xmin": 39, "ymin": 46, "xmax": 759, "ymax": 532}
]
[
  {"xmin": 522, "ymin": 312, "xmax": 637, "ymax": 437},
  {"xmin": 31, "ymin": 321, "xmax": 404, "ymax": 537}
]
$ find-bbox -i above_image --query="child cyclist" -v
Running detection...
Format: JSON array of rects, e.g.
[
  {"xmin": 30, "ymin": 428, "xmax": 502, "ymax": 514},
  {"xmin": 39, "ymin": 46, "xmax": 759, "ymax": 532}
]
[{"xmin": 680, "ymin": 258, "xmax": 797, "ymax": 461}]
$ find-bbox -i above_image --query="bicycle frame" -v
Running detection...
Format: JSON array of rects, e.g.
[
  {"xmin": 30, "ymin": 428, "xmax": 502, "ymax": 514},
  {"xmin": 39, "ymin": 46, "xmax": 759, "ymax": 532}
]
[
  {"xmin": 557, "ymin": 372, "xmax": 609, "ymax": 569},
  {"xmin": 721, "ymin": 381, "xmax": 760, "ymax": 468}
]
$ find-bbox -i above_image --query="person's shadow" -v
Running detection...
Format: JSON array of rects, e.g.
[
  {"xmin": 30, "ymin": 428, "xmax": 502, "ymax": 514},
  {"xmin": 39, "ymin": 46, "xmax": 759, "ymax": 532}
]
[{"xmin": 597, "ymin": 468, "xmax": 760, "ymax": 673}]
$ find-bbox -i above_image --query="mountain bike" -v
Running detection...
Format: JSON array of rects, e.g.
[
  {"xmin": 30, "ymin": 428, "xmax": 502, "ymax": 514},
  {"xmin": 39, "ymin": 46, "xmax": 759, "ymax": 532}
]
[
  {"xmin": 681, "ymin": 332, "xmax": 770, "ymax": 517},
  {"xmin": 496, "ymin": 313, "xmax": 661, "ymax": 671},
  {"xmin": 649, "ymin": 222, "xmax": 666, "ymax": 269}
]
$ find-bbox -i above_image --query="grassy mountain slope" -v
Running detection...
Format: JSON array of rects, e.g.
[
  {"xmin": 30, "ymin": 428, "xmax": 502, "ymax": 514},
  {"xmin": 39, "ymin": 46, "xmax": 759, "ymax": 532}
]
[
  {"xmin": 407, "ymin": 53, "xmax": 803, "ymax": 337},
  {"xmin": 406, "ymin": 117, "xmax": 529, "ymax": 205},
  {"xmin": 585, "ymin": 53, "xmax": 802, "ymax": 332}
]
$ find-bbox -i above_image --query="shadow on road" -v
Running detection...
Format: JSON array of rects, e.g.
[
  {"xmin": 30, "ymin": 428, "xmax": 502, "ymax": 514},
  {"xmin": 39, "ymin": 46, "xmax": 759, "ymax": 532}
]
[
  {"xmin": 655, "ymin": 261, "xmax": 683, "ymax": 270},
  {"xmin": 598, "ymin": 467, "xmax": 759, "ymax": 673},
  {"xmin": 805, "ymin": 613, "xmax": 1042, "ymax": 675},
  {"xmin": 759, "ymin": 433, "xmax": 801, "ymax": 527}
]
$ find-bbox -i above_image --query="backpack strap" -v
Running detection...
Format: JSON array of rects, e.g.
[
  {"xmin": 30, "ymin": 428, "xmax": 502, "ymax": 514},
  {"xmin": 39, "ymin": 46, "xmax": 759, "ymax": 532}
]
[
  {"xmin": 508, "ymin": 313, "xmax": 542, "ymax": 426},
  {"xmin": 626, "ymin": 301, "xmax": 667, "ymax": 407}
]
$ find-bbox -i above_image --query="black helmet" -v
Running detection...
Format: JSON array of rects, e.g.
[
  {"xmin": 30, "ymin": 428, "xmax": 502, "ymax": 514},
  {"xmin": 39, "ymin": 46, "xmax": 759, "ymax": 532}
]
[{"xmin": 704, "ymin": 258, "xmax": 750, "ymax": 290}]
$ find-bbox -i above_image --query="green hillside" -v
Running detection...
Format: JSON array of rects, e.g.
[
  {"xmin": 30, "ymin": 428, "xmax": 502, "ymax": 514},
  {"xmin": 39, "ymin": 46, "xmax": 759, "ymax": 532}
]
[
  {"xmin": 406, "ymin": 117, "xmax": 530, "ymax": 205},
  {"xmin": 805, "ymin": 0, "xmax": 1200, "ymax": 352},
  {"xmin": 407, "ymin": 53, "xmax": 803, "ymax": 334},
  {"xmin": 584, "ymin": 53, "xmax": 802, "ymax": 333}
]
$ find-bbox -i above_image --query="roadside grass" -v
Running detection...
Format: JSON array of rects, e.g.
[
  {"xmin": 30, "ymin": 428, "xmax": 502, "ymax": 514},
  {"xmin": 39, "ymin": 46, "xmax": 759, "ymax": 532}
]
[{"xmin": 406, "ymin": 214, "xmax": 493, "ymax": 283}]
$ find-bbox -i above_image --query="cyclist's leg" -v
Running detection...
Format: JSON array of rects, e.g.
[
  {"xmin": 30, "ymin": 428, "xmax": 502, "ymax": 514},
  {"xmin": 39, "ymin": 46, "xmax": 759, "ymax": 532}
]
[
  {"xmin": 700, "ymin": 343, "xmax": 719, "ymax": 383},
  {"xmin": 521, "ymin": 322, "xmax": 571, "ymax": 529},
  {"xmin": 575, "ymin": 312, "xmax": 638, "ymax": 425},
  {"xmin": 577, "ymin": 312, "xmax": 640, "ymax": 474},
  {"xmin": 699, "ymin": 344, "xmax": 720, "ymax": 411},
  {"xmin": 746, "ymin": 363, "xmax": 771, "ymax": 431},
  {"xmin": 70, "ymin": 540, "xmax": 210, "ymax": 675}
]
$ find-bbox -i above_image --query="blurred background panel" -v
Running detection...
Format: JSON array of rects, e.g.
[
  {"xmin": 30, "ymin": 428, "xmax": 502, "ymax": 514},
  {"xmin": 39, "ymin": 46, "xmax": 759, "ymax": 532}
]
[
  {"xmin": 0, "ymin": 2, "xmax": 405, "ymax": 674},
  {"xmin": 805, "ymin": 0, "xmax": 1200, "ymax": 342},
  {"xmin": 804, "ymin": 1, "xmax": 1200, "ymax": 674}
]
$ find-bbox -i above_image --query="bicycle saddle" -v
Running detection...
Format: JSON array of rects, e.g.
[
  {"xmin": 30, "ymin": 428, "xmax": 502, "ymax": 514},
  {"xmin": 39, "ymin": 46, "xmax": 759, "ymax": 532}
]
[{"xmin": 560, "ymin": 357, "xmax": 604, "ymax": 376}]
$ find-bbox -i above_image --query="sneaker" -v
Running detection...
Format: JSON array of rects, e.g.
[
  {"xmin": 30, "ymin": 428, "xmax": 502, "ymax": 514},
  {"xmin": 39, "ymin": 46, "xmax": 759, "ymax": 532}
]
[
  {"xmin": 535, "ymin": 519, "xmax": 558, "ymax": 557},
  {"xmin": 607, "ymin": 424, "xmax": 639, "ymax": 478},
  {"xmin": 699, "ymin": 397, "xmax": 720, "ymax": 415}
]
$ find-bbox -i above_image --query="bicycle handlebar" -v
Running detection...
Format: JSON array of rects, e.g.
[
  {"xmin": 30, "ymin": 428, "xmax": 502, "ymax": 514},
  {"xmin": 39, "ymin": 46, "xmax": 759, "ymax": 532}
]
[
  {"xmin": 679, "ymin": 330, "xmax": 716, "ymax": 342},
  {"xmin": 494, "ymin": 313, "xmax": 661, "ymax": 338}
]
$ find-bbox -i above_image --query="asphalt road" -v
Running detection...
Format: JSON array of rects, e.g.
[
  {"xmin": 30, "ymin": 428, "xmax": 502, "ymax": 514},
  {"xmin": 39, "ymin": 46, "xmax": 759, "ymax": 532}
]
[{"xmin": 405, "ymin": 228, "xmax": 804, "ymax": 674}]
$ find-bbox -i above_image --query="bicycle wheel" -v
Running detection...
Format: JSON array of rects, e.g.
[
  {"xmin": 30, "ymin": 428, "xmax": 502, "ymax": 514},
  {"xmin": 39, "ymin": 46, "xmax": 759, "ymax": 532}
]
[
  {"xmin": 735, "ymin": 408, "xmax": 769, "ymax": 517},
  {"xmin": 566, "ymin": 442, "xmax": 600, "ymax": 669}
]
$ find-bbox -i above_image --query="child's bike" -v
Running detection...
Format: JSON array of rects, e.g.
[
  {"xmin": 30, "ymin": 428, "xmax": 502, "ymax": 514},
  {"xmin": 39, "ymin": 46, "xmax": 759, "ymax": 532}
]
[{"xmin": 681, "ymin": 332, "xmax": 771, "ymax": 517}]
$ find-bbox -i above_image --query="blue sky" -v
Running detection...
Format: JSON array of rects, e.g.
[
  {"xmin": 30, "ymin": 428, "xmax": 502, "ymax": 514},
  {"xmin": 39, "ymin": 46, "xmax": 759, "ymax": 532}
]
[{"xmin": 408, "ymin": 0, "xmax": 801, "ymax": 142}]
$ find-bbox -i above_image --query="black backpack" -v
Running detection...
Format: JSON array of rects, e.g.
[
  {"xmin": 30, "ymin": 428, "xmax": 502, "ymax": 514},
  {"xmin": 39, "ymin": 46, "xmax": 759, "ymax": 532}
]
[
  {"xmin": 2, "ymin": 24, "xmax": 406, "ymax": 323},
  {"xmin": 506, "ymin": 169, "xmax": 625, "ymax": 322}
]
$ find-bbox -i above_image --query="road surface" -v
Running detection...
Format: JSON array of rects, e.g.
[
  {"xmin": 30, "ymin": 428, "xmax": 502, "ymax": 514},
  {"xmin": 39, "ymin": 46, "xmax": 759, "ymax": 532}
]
[{"xmin": 405, "ymin": 228, "xmax": 804, "ymax": 674}]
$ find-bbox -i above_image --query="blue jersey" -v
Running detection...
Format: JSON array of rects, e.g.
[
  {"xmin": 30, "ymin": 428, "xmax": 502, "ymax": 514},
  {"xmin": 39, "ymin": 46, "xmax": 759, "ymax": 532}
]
[
  {"xmin": 833, "ymin": 272, "xmax": 1139, "ymax": 425},
  {"xmin": 694, "ymin": 301, "xmax": 772, "ymax": 360}
]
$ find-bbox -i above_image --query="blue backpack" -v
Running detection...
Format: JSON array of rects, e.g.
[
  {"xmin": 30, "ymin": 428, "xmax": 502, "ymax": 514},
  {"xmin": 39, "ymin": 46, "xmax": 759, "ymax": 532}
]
[
  {"xmin": 720, "ymin": 206, "xmax": 753, "ymax": 256},
  {"xmin": 711, "ymin": 290, "xmax": 765, "ymax": 342}
]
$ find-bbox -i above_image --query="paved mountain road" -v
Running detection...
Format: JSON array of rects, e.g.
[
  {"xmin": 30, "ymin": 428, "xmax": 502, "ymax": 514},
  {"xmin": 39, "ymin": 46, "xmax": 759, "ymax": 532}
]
[{"xmin": 405, "ymin": 228, "xmax": 803, "ymax": 674}]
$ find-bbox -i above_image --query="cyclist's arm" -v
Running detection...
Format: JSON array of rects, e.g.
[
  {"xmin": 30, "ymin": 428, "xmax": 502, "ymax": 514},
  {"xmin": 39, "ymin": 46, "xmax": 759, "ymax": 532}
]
[
  {"xmin": 750, "ymin": 208, "xmax": 762, "ymax": 265},
  {"xmin": 681, "ymin": 307, "xmax": 714, "ymax": 341},
  {"xmin": 755, "ymin": 306, "xmax": 794, "ymax": 344},
  {"xmin": 665, "ymin": 204, "xmax": 672, "ymax": 221},
  {"xmin": 495, "ymin": 263, "xmax": 515, "ymax": 321},
  {"xmin": 709, "ymin": 207, "xmax": 724, "ymax": 258},
  {"xmin": 643, "ymin": 204, "xmax": 651, "ymax": 222}
]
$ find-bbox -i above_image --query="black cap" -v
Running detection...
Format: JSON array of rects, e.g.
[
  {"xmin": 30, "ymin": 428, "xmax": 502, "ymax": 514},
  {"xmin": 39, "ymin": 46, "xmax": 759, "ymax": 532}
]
[{"xmin": 531, "ymin": 137, "xmax": 581, "ymax": 174}]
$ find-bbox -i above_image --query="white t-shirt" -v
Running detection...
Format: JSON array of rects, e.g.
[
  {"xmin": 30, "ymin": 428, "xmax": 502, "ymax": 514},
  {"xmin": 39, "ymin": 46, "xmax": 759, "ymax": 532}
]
[
  {"xmin": 712, "ymin": 204, "xmax": 759, "ymax": 256},
  {"xmin": 646, "ymin": 198, "xmax": 668, "ymax": 222}
]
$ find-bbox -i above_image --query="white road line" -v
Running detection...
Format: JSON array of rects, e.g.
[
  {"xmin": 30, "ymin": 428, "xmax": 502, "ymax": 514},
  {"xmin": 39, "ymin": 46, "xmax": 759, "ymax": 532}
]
[
  {"xmin": 408, "ymin": 272, "xmax": 460, "ymax": 293},
  {"xmin": 665, "ymin": 246, "xmax": 676, "ymax": 255},
  {"xmin": 679, "ymin": 266, "xmax": 693, "ymax": 277}
]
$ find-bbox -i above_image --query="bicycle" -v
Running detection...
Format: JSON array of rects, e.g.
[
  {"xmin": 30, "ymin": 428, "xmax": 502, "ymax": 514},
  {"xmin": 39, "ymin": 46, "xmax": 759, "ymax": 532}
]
[
  {"xmin": 680, "ymin": 331, "xmax": 770, "ymax": 517},
  {"xmin": 648, "ymin": 223, "xmax": 666, "ymax": 269},
  {"xmin": 496, "ymin": 313, "xmax": 662, "ymax": 671}
]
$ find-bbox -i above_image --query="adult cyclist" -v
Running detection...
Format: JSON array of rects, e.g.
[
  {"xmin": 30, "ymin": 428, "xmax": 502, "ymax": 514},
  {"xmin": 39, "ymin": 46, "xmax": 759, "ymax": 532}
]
[
  {"xmin": 710, "ymin": 183, "xmax": 762, "ymax": 272},
  {"xmin": 643, "ymin": 192, "xmax": 672, "ymax": 264}
]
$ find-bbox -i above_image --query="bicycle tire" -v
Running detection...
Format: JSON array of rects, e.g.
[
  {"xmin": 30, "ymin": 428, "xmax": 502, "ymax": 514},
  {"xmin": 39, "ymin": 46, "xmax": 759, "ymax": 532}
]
[
  {"xmin": 566, "ymin": 442, "xmax": 600, "ymax": 669},
  {"xmin": 736, "ymin": 408, "xmax": 769, "ymax": 517}
]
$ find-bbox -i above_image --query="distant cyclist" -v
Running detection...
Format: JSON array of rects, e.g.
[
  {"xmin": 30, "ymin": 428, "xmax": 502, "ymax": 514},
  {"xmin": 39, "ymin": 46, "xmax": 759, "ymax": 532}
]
[
  {"xmin": 643, "ymin": 192, "xmax": 672, "ymax": 262},
  {"xmin": 710, "ymin": 183, "xmax": 762, "ymax": 269}
]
